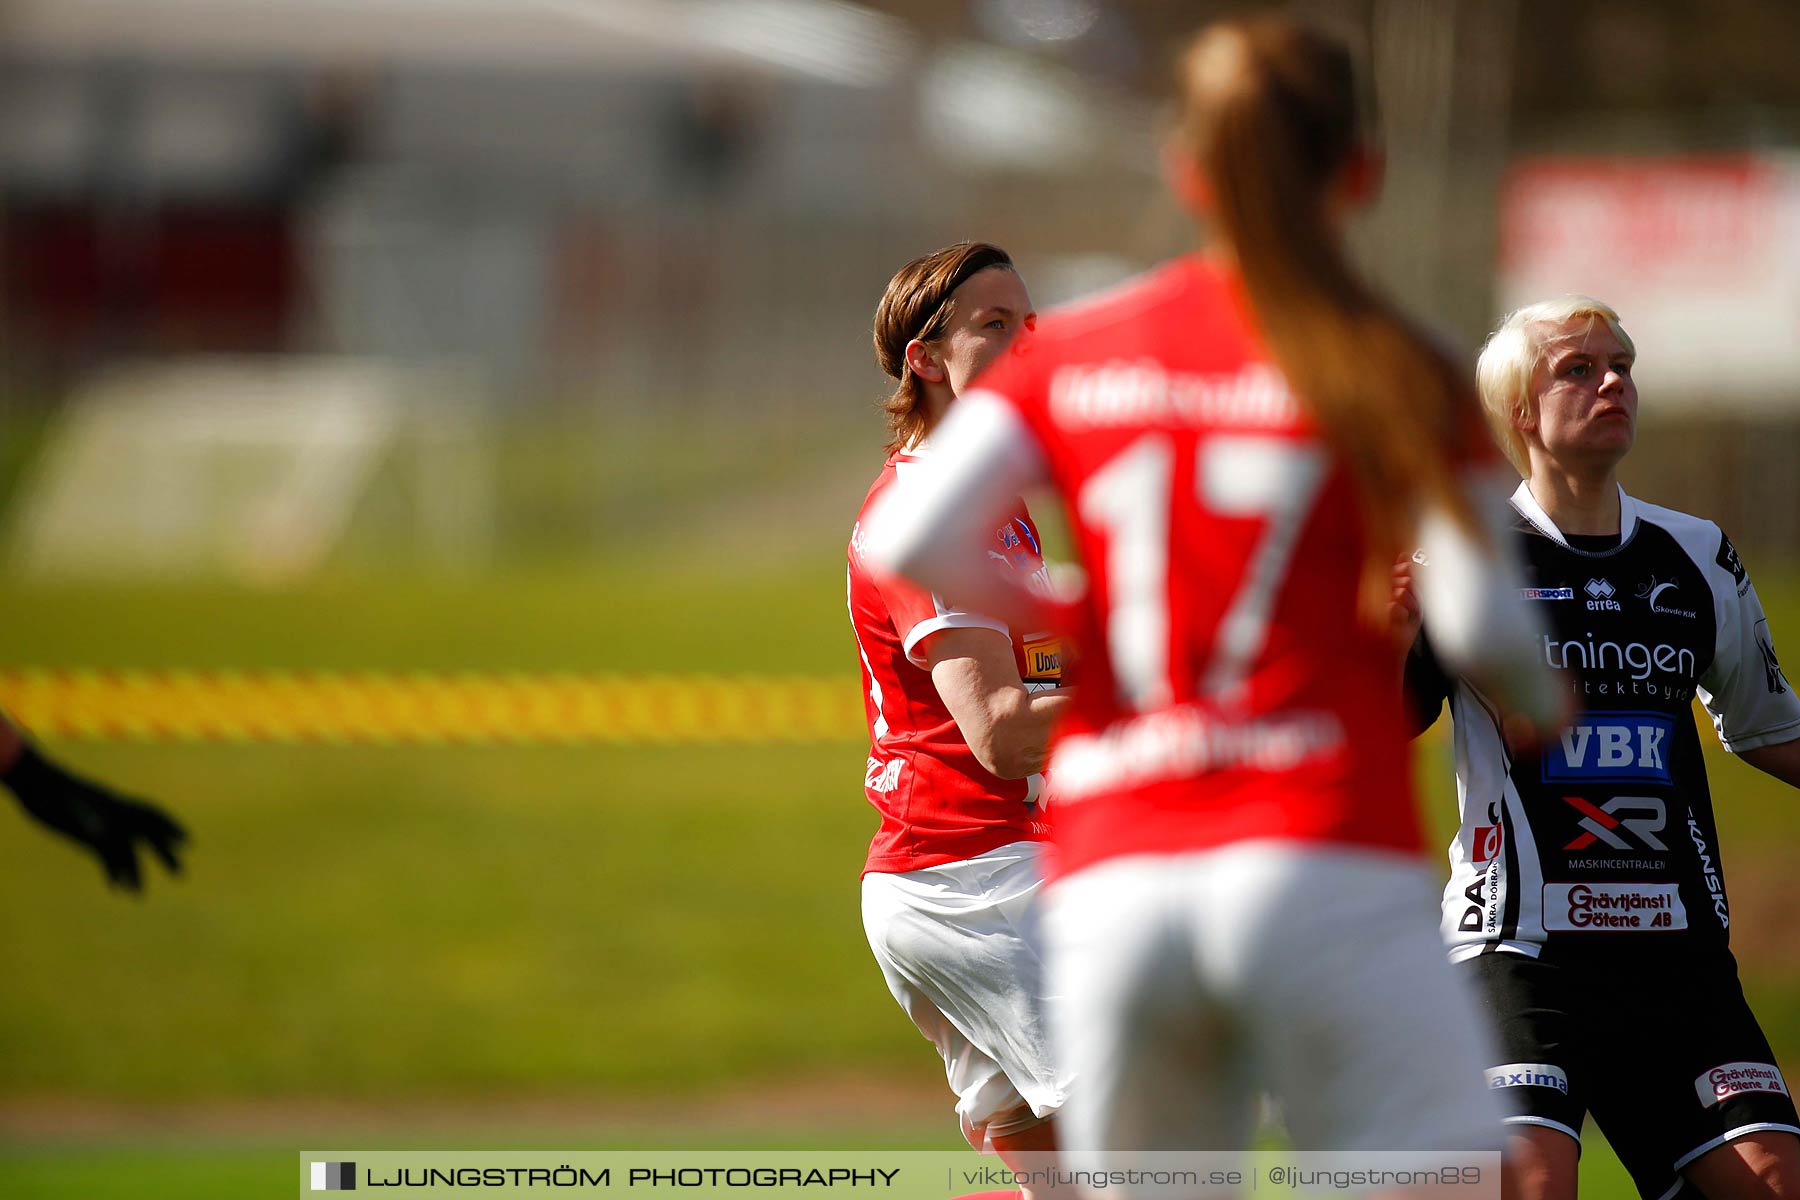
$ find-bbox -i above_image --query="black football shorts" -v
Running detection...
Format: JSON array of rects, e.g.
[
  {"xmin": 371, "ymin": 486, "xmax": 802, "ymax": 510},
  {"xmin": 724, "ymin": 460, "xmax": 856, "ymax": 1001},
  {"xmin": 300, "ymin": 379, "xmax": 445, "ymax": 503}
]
[{"xmin": 1461, "ymin": 947, "xmax": 1799, "ymax": 1200}]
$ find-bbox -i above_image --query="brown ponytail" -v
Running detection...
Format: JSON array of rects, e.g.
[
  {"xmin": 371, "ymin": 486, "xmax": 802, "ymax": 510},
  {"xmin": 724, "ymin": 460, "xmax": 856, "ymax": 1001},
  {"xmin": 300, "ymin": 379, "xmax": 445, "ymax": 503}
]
[
  {"xmin": 873, "ymin": 242, "xmax": 1016, "ymax": 454},
  {"xmin": 1177, "ymin": 17, "xmax": 1483, "ymax": 614}
]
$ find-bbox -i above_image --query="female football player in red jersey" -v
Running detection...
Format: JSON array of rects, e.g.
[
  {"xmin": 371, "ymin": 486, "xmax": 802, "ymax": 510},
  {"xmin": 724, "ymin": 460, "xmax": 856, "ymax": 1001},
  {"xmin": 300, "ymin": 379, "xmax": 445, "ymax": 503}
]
[
  {"xmin": 846, "ymin": 242, "xmax": 1072, "ymax": 1182},
  {"xmin": 867, "ymin": 15, "xmax": 1562, "ymax": 1173}
]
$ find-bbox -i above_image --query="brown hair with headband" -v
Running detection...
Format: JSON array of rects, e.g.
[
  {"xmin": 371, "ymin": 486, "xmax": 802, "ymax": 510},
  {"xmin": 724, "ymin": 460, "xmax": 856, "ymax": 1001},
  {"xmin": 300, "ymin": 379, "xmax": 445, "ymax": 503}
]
[{"xmin": 872, "ymin": 241, "xmax": 1016, "ymax": 454}]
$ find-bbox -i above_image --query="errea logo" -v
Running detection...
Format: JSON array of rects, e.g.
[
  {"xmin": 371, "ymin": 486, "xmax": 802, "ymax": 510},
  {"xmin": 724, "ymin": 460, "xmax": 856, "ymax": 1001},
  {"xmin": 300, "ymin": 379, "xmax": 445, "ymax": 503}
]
[{"xmin": 1585, "ymin": 578, "xmax": 1620, "ymax": 611}]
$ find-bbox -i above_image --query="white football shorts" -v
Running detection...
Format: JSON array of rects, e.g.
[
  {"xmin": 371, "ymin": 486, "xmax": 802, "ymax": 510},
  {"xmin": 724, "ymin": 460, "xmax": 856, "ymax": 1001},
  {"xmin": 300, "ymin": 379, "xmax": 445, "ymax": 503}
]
[
  {"xmin": 862, "ymin": 839, "xmax": 1070, "ymax": 1150},
  {"xmin": 1043, "ymin": 840, "xmax": 1506, "ymax": 1172}
]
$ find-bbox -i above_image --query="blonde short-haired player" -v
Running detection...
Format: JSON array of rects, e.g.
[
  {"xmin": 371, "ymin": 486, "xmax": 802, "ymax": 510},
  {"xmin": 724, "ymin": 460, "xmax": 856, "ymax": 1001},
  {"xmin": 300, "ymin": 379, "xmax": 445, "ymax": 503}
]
[{"xmin": 1403, "ymin": 296, "xmax": 1800, "ymax": 1200}]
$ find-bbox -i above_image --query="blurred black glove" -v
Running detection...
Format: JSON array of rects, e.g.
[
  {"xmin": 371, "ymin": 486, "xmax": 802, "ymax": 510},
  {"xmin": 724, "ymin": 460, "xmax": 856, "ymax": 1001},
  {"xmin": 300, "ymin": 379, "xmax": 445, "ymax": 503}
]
[{"xmin": 3, "ymin": 745, "xmax": 187, "ymax": 891}]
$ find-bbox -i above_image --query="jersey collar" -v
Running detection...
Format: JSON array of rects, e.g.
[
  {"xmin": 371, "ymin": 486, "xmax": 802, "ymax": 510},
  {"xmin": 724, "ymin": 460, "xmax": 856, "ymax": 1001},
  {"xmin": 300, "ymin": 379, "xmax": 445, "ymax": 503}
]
[
  {"xmin": 894, "ymin": 434, "xmax": 937, "ymax": 463},
  {"xmin": 1509, "ymin": 480, "xmax": 1638, "ymax": 547}
]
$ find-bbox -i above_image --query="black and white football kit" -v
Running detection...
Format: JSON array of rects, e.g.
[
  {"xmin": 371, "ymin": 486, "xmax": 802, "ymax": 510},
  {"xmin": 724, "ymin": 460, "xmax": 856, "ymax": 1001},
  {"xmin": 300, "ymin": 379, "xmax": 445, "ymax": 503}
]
[{"xmin": 1409, "ymin": 482, "xmax": 1800, "ymax": 1199}]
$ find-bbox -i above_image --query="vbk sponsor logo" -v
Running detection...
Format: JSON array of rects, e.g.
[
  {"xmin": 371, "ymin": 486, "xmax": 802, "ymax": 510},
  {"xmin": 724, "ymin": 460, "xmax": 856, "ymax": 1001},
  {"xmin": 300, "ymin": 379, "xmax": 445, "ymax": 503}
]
[
  {"xmin": 1542, "ymin": 712, "xmax": 1673, "ymax": 784},
  {"xmin": 1561, "ymin": 795, "xmax": 1667, "ymax": 852},
  {"xmin": 311, "ymin": 1162, "xmax": 356, "ymax": 1191},
  {"xmin": 1486, "ymin": 1063, "xmax": 1571, "ymax": 1094},
  {"xmin": 1521, "ymin": 587, "xmax": 1575, "ymax": 601},
  {"xmin": 1636, "ymin": 577, "xmax": 1697, "ymax": 619},
  {"xmin": 1471, "ymin": 823, "xmax": 1504, "ymax": 863},
  {"xmin": 1695, "ymin": 1062, "xmax": 1788, "ymax": 1108},
  {"xmin": 1543, "ymin": 881, "xmax": 1686, "ymax": 931},
  {"xmin": 1585, "ymin": 578, "xmax": 1621, "ymax": 611}
]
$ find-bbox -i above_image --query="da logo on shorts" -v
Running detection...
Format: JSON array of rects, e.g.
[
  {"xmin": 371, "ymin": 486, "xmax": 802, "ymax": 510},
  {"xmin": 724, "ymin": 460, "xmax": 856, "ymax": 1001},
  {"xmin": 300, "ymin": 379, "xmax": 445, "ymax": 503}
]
[
  {"xmin": 1486, "ymin": 1063, "xmax": 1570, "ymax": 1094},
  {"xmin": 1695, "ymin": 1062, "xmax": 1788, "ymax": 1108}
]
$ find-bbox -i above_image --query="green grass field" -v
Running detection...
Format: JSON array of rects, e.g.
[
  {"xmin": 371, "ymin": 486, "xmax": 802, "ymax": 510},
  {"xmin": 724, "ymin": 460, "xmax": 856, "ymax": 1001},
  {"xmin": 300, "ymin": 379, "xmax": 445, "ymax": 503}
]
[{"xmin": 2, "ymin": 551, "xmax": 1797, "ymax": 1199}]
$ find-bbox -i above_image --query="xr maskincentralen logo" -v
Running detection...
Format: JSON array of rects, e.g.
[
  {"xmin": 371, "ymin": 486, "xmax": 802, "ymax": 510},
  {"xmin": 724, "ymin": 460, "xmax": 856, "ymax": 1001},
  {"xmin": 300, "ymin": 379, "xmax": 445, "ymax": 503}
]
[{"xmin": 311, "ymin": 1161, "xmax": 356, "ymax": 1191}]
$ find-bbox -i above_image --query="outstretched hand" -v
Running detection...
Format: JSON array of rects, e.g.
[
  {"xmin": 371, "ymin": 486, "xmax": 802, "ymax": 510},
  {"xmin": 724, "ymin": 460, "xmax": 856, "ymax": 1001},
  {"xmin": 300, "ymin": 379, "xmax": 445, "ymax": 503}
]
[
  {"xmin": 1389, "ymin": 551, "xmax": 1425, "ymax": 649},
  {"xmin": 5, "ymin": 747, "xmax": 188, "ymax": 891}
]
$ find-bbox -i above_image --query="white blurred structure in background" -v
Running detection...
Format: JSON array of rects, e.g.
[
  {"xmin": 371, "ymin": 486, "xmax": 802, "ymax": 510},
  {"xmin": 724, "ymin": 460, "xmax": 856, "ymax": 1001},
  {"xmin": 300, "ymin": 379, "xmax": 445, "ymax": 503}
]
[
  {"xmin": 1498, "ymin": 153, "xmax": 1800, "ymax": 409},
  {"xmin": 1, "ymin": 0, "xmax": 1798, "ymax": 574},
  {"xmin": 8, "ymin": 358, "xmax": 493, "ymax": 582}
]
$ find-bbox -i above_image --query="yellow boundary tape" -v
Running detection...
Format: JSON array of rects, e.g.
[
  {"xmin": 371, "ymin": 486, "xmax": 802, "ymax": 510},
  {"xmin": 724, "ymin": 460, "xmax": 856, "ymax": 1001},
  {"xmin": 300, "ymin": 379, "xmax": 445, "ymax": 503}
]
[{"xmin": 0, "ymin": 670, "xmax": 866, "ymax": 746}]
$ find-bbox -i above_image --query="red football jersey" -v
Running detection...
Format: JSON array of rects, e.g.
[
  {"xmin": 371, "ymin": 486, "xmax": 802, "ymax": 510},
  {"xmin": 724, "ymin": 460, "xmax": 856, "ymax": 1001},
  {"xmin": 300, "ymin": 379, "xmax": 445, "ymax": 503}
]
[
  {"xmin": 965, "ymin": 254, "xmax": 1423, "ymax": 876},
  {"xmin": 848, "ymin": 448, "xmax": 1059, "ymax": 876}
]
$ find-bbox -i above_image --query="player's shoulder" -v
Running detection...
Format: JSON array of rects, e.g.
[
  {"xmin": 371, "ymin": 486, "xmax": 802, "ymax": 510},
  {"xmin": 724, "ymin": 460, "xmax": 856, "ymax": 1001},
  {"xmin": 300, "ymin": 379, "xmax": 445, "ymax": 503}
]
[
  {"xmin": 1628, "ymin": 492, "xmax": 1752, "ymax": 597},
  {"xmin": 1031, "ymin": 254, "xmax": 1219, "ymax": 348},
  {"xmin": 1629, "ymin": 494, "xmax": 1726, "ymax": 563},
  {"xmin": 1631, "ymin": 494, "xmax": 1717, "ymax": 541},
  {"xmin": 849, "ymin": 451, "xmax": 908, "ymax": 552}
]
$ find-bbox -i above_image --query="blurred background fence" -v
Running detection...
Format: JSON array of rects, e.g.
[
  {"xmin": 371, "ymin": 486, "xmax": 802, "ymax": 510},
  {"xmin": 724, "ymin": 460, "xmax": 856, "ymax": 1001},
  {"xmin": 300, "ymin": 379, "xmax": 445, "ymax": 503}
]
[
  {"xmin": 1, "ymin": 1, "xmax": 1798, "ymax": 1196},
  {"xmin": 3, "ymin": 0, "xmax": 1797, "ymax": 579}
]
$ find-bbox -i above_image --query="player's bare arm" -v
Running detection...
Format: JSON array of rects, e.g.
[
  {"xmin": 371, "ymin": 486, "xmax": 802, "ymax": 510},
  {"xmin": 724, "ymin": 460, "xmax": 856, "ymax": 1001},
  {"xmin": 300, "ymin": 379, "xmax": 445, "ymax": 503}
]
[
  {"xmin": 1739, "ymin": 737, "xmax": 1800, "ymax": 788},
  {"xmin": 924, "ymin": 626, "xmax": 1070, "ymax": 779}
]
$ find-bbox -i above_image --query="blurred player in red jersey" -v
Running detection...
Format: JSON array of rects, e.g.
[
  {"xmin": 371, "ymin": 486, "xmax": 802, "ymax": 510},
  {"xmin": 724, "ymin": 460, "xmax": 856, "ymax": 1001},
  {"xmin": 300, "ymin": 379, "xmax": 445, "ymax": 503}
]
[
  {"xmin": 846, "ymin": 243, "xmax": 1072, "ymax": 1180},
  {"xmin": 868, "ymin": 16, "xmax": 1564, "ymax": 1173}
]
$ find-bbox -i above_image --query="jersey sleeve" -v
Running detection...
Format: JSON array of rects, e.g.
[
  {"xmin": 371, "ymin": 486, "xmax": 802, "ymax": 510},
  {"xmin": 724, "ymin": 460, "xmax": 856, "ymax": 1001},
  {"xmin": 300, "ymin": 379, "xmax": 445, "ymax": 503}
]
[
  {"xmin": 1698, "ymin": 530, "xmax": 1800, "ymax": 752},
  {"xmin": 878, "ymin": 569, "xmax": 1010, "ymax": 668},
  {"xmin": 1403, "ymin": 629, "xmax": 1453, "ymax": 738},
  {"xmin": 1413, "ymin": 467, "xmax": 1561, "ymax": 730},
  {"xmin": 878, "ymin": 457, "xmax": 1022, "ymax": 666},
  {"xmin": 864, "ymin": 394, "xmax": 1053, "ymax": 640}
]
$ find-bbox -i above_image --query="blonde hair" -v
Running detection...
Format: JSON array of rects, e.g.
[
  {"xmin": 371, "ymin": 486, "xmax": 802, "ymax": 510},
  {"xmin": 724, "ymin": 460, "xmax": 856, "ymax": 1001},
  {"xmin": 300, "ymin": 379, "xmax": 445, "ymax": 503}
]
[
  {"xmin": 1477, "ymin": 296, "xmax": 1637, "ymax": 473},
  {"xmin": 1175, "ymin": 16, "xmax": 1487, "ymax": 616}
]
